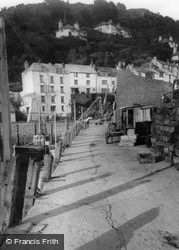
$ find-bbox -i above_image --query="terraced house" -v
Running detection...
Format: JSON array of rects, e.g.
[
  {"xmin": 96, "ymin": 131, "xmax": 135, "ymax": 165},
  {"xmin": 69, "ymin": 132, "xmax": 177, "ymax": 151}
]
[
  {"xmin": 21, "ymin": 62, "xmax": 70, "ymax": 121},
  {"xmin": 20, "ymin": 62, "xmax": 117, "ymax": 121}
]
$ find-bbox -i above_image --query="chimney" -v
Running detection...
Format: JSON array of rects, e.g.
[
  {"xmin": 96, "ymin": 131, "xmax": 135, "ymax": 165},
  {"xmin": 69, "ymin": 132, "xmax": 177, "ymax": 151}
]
[
  {"xmin": 173, "ymin": 43, "xmax": 178, "ymax": 55},
  {"xmin": 74, "ymin": 22, "xmax": 80, "ymax": 31},
  {"xmin": 90, "ymin": 59, "xmax": 94, "ymax": 68},
  {"xmin": 24, "ymin": 61, "xmax": 29, "ymax": 71},
  {"xmin": 58, "ymin": 19, "xmax": 63, "ymax": 29}
]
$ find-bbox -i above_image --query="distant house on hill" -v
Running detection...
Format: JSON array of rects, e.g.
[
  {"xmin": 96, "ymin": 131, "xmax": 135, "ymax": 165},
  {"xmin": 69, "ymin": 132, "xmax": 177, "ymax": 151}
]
[
  {"xmin": 94, "ymin": 20, "xmax": 131, "ymax": 38},
  {"xmin": 56, "ymin": 20, "xmax": 87, "ymax": 40}
]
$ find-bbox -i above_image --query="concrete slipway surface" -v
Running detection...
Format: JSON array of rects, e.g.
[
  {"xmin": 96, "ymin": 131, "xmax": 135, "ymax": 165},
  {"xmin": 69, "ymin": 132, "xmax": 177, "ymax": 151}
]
[{"xmin": 12, "ymin": 122, "xmax": 179, "ymax": 250}]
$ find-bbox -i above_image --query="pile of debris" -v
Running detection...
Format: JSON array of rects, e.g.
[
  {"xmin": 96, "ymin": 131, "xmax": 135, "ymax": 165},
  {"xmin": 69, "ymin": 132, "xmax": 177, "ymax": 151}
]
[{"xmin": 119, "ymin": 129, "xmax": 137, "ymax": 147}]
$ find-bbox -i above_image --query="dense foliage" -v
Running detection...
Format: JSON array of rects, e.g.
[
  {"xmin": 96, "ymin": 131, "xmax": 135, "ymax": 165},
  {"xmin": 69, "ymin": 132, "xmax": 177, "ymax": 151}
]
[{"xmin": 1, "ymin": 0, "xmax": 179, "ymax": 87}]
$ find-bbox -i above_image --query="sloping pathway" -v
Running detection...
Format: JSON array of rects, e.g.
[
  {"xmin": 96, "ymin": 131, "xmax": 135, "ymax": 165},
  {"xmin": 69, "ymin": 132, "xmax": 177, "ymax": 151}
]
[{"xmin": 13, "ymin": 122, "xmax": 179, "ymax": 250}]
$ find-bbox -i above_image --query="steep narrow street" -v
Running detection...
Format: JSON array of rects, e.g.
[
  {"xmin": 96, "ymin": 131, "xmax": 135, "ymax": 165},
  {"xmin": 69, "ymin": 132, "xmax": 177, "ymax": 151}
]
[{"xmin": 16, "ymin": 123, "xmax": 179, "ymax": 250}]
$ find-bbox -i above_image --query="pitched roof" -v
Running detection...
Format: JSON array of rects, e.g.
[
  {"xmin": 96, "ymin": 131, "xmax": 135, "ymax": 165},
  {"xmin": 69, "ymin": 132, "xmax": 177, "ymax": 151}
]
[
  {"xmin": 95, "ymin": 20, "xmax": 115, "ymax": 28},
  {"xmin": 23, "ymin": 63, "xmax": 64, "ymax": 74},
  {"xmin": 116, "ymin": 70, "xmax": 173, "ymax": 108},
  {"xmin": 96, "ymin": 67, "xmax": 117, "ymax": 77},
  {"xmin": 63, "ymin": 64, "xmax": 97, "ymax": 74}
]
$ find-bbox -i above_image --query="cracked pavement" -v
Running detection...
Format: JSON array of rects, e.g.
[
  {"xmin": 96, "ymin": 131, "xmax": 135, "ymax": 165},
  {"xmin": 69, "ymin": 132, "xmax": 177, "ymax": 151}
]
[{"xmin": 12, "ymin": 122, "xmax": 179, "ymax": 250}]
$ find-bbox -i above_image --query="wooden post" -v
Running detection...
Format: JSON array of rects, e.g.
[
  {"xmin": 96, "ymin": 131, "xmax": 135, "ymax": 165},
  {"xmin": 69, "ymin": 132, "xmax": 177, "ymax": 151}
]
[
  {"xmin": 73, "ymin": 98, "xmax": 76, "ymax": 123},
  {"xmin": 54, "ymin": 111, "xmax": 57, "ymax": 150},
  {"xmin": 0, "ymin": 156, "xmax": 19, "ymax": 232},
  {"xmin": 34, "ymin": 122, "xmax": 37, "ymax": 135},
  {"xmin": 16, "ymin": 124, "xmax": 20, "ymax": 146},
  {"xmin": 0, "ymin": 17, "xmax": 12, "ymax": 161},
  {"xmin": 43, "ymin": 154, "xmax": 53, "ymax": 182},
  {"xmin": 0, "ymin": 128, "xmax": 3, "ymax": 162},
  {"xmin": 22, "ymin": 159, "xmax": 40, "ymax": 219}
]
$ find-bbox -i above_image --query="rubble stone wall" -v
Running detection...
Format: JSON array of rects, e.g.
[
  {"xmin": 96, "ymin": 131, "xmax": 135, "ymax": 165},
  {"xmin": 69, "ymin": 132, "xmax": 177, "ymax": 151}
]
[{"xmin": 151, "ymin": 101, "xmax": 179, "ymax": 162}]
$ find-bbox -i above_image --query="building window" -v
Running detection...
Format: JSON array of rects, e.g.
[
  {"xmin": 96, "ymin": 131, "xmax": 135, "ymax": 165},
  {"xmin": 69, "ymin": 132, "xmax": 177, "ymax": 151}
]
[
  {"xmin": 60, "ymin": 86, "xmax": 64, "ymax": 93},
  {"xmin": 86, "ymin": 73, "xmax": 90, "ymax": 78},
  {"xmin": 51, "ymin": 86, "xmax": 54, "ymax": 93},
  {"xmin": 102, "ymin": 80, "xmax": 107, "ymax": 85},
  {"xmin": 26, "ymin": 107, "xmax": 30, "ymax": 114},
  {"xmin": 101, "ymin": 88, "xmax": 106, "ymax": 93},
  {"xmin": 41, "ymin": 96, "xmax": 45, "ymax": 103},
  {"xmin": 74, "ymin": 73, "xmax": 78, "ymax": 77},
  {"xmin": 51, "ymin": 106, "xmax": 56, "ymax": 112},
  {"xmin": 74, "ymin": 80, "xmax": 78, "ymax": 85},
  {"xmin": 160, "ymin": 72, "xmax": 164, "ymax": 77},
  {"xmin": 40, "ymin": 75, "xmax": 44, "ymax": 83},
  {"xmin": 112, "ymin": 81, "xmax": 115, "ymax": 85},
  {"xmin": 86, "ymin": 88, "xmax": 90, "ymax": 94},
  {"xmin": 61, "ymin": 105, "xmax": 64, "ymax": 112},
  {"xmin": 86, "ymin": 80, "xmax": 90, "ymax": 85},
  {"xmin": 60, "ymin": 77, "xmax": 63, "ymax": 84},
  {"xmin": 40, "ymin": 85, "xmax": 45, "ymax": 93},
  {"xmin": 50, "ymin": 76, "xmax": 54, "ymax": 83},
  {"xmin": 51, "ymin": 96, "xmax": 55, "ymax": 103},
  {"xmin": 61, "ymin": 96, "xmax": 64, "ymax": 103},
  {"xmin": 42, "ymin": 106, "xmax": 45, "ymax": 112}
]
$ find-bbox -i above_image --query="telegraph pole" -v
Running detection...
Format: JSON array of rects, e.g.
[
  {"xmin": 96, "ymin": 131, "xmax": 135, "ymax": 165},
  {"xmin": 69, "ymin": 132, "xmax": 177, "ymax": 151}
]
[{"xmin": 0, "ymin": 17, "xmax": 12, "ymax": 161}]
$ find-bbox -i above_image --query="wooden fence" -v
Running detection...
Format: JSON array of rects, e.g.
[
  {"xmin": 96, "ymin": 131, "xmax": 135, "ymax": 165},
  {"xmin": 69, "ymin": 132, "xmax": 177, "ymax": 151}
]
[{"xmin": 0, "ymin": 121, "xmax": 87, "ymax": 233}]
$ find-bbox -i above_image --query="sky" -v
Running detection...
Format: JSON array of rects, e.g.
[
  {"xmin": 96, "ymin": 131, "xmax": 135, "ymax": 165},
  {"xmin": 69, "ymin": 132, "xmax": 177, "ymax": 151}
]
[{"xmin": 0, "ymin": 0, "xmax": 179, "ymax": 21}]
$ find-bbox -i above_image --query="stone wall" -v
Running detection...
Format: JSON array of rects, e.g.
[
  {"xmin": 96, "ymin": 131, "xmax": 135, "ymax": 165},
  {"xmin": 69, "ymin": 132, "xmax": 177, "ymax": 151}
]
[{"xmin": 151, "ymin": 101, "xmax": 179, "ymax": 163}]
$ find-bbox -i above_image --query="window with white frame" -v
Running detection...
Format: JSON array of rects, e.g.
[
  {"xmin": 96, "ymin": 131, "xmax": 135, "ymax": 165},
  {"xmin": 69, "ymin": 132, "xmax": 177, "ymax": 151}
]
[
  {"xmin": 51, "ymin": 96, "xmax": 55, "ymax": 103},
  {"xmin": 60, "ymin": 77, "xmax": 63, "ymax": 84},
  {"xmin": 102, "ymin": 80, "xmax": 107, "ymax": 85},
  {"xmin": 74, "ymin": 80, "xmax": 78, "ymax": 85},
  {"xmin": 61, "ymin": 96, "xmax": 64, "ymax": 103},
  {"xmin": 86, "ymin": 80, "xmax": 90, "ymax": 85},
  {"xmin": 50, "ymin": 76, "xmax": 54, "ymax": 83},
  {"xmin": 40, "ymin": 75, "xmax": 44, "ymax": 83},
  {"xmin": 41, "ymin": 96, "xmax": 45, "ymax": 103},
  {"xmin": 40, "ymin": 85, "xmax": 45, "ymax": 93},
  {"xmin": 60, "ymin": 86, "xmax": 64, "ymax": 93},
  {"xmin": 74, "ymin": 73, "xmax": 78, "ymax": 77},
  {"xmin": 51, "ymin": 106, "xmax": 56, "ymax": 112},
  {"xmin": 51, "ymin": 86, "xmax": 54, "ymax": 93}
]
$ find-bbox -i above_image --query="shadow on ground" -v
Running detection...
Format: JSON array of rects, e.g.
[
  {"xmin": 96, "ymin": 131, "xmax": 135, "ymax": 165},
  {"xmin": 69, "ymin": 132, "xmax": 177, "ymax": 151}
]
[{"xmin": 75, "ymin": 207, "xmax": 159, "ymax": 250}]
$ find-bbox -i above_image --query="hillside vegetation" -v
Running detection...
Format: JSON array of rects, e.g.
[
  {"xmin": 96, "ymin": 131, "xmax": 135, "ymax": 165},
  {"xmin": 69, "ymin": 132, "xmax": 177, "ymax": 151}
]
[{"xmin": 1, "ymin": 0, "xmax": 179, "ymax": 89}]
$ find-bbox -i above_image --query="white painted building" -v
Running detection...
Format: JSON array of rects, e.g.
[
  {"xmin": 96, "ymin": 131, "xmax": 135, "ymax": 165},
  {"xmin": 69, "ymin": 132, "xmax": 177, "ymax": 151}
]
[
  {"xmin": 56, "ymin": 20, "xmax": 87, "ymax": 40},
  {"xmin": 96, "ymin": 67, "xmax": 117, "ymax": 93},
  {"xmin": 20, "ymin": 62, "xmax": 117, "ymax": 121},
  {"xmin": 94, "ymin": 20, "xmax": 132, "ymax": 38},
  {"xmin": 21, "ymin": 63, "xmax": 71, "ymax": 121},
  {"xmin": 60, "ymin": 63, "xmax": 98, "ymax": 95}
]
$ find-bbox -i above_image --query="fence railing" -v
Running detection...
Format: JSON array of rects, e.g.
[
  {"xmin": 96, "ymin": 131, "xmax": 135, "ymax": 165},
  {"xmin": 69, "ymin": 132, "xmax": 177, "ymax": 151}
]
[
  {"xmin": 0, "ymin": 120, "xmax": 88, "ymax": 233},
  {"xmin": 162, "ymin": 89, "xmax": 179, "ymax": 103}
]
